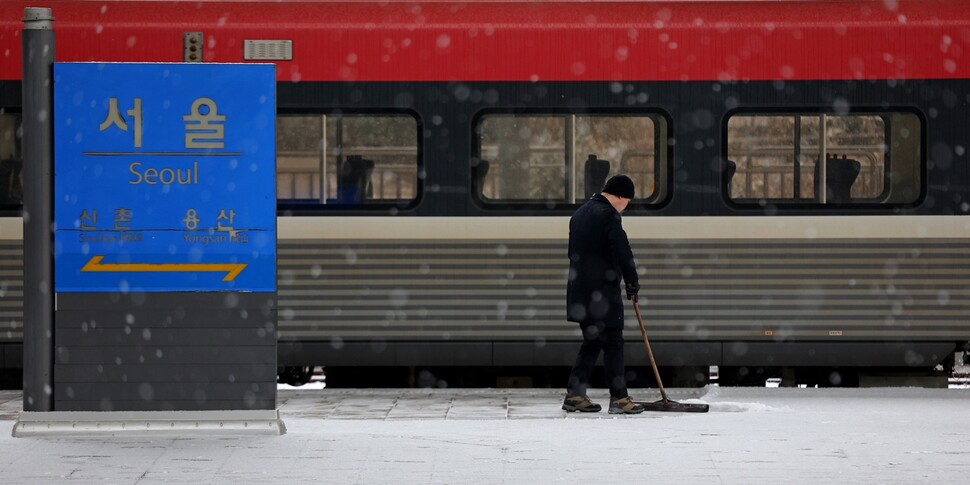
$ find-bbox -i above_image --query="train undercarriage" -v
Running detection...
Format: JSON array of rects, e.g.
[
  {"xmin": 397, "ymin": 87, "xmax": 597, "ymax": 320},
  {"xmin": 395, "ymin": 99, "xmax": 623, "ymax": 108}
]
[
  {"xmin": 277, "ymin": 359, "xmax": 960, "ymax": 389},
  {"xmin": 275, "ymin": 339, "xmax": 967, "ymax": 389}
]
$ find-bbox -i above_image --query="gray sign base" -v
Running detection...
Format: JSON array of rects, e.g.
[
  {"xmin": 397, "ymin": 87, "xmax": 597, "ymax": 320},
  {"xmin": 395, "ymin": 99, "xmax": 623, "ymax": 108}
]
[{"xmin": 12, "ymin": 409, "xmax": 285, "ymax": 437}]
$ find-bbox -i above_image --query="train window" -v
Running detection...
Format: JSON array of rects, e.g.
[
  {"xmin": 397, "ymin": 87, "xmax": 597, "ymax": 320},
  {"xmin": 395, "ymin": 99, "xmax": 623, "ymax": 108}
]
[
  {"xmin": 726, "ymin": 112, "xmax": 922, "ymax": 205},
  {"xmin": 474, "ymin": 113, "xmax": 668, "ymax": 206},
  {"xmin": 0, "ymin": 111, "xmax": 23, "ymax": 207},
  {"xmin": 276, "ymin": 113, "xmax": 419, "ymax": 206}
]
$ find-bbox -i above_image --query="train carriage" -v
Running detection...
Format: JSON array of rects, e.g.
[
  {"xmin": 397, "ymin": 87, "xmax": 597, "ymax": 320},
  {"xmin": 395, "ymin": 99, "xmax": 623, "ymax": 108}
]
[{"xmin": 1, "ymin": 0, "xmax": 969, "ymax": 387}]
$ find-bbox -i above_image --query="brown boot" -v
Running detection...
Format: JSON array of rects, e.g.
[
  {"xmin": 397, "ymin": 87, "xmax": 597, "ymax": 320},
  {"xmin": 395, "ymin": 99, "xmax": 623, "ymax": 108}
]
[
  {"xmin": 562, "ymin": 394, "xmax": 602, "ymax": 412},
  {"xmin": 609, "ymin": 396, "xmax": 645, "ymax": 414}
]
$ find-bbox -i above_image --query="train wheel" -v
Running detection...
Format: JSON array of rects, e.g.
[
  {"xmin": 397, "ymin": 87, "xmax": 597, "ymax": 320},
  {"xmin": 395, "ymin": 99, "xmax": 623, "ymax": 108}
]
[{"xmin": 279, "ymin": 366, "xmax": 315, "ymax": 386}]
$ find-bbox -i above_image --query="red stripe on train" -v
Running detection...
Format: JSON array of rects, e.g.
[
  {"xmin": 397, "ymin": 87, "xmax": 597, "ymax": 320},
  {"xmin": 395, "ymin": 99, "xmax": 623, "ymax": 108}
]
[{"xmin": 1, "ymin": 1, "xmax": 968, "ymax": 82}]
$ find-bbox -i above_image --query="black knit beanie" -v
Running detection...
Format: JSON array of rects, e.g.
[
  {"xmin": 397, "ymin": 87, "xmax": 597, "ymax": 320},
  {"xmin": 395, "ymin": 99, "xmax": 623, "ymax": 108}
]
[{"xmin": 602, "ymin": 174, "xmax": 635, "ymax": 199}]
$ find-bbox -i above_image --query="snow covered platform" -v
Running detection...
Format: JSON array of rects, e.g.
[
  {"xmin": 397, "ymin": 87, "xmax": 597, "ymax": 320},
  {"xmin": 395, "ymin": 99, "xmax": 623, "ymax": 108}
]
[{"xmin": 1, "ymin": 386, "xmax": 969, "ymax": 482}]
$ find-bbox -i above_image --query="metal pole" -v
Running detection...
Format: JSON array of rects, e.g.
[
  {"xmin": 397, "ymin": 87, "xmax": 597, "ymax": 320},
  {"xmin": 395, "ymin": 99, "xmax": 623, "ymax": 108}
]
[
  {"xmin": 320, "ymin": 115, "xmax": 327, "ymax": 204},
  {"xmin": 21, "ymin": 7, "xmax": 55, "ymax": 412},
  {"xmin": 819, "ymin": 114, "xmax": 827, "ymax": 204},
  {"xmin": 566, "ymin": 115, "xmax": 575, "ymax": 203},
  {"xmin": 793, "ymin": 115, "xmax": 802, "ymax": 199}
]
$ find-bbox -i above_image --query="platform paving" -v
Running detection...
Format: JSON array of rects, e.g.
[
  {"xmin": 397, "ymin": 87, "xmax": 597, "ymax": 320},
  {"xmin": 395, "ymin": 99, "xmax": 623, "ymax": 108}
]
[{"xmin": 0, "ymin": 386, "xmax": 968, "ymax": 484}]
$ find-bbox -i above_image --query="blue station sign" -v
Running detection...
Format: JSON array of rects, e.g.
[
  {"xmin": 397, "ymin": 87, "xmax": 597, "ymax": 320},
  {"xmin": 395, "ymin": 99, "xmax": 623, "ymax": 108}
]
[{"xmin": 53, "ymin": 63, "xmax": 276, "ymax": 292}]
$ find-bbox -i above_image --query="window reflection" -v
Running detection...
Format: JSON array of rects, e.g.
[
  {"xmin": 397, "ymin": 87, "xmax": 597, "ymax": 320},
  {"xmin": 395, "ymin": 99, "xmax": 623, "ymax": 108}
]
[
  {"xmin": 475, "ymin": 113, "xmax": 667, "ymax": 205},
  {"xmin": 276, "ymin": 113, "xmax": 419, "ymax": 205},
  {"xmin": 726, "ymin": 112, "xmax": 922, "ymax": 204}
]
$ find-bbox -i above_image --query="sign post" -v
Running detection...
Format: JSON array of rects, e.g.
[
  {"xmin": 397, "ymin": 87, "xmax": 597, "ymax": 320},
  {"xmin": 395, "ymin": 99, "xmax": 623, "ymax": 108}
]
[
  {"xmin": 15, "ymin": 62, "xmax": 282, "ymax": 436},
  {"xmin": 21, "ymin": 6, "xmax": 55, "ymax": 413}
]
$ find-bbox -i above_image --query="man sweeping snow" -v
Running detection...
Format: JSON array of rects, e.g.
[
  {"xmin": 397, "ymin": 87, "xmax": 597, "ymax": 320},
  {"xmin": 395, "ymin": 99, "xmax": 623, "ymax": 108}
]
[{"xmin": 563, "ymin": 174, "xmax": 645, "ymax": 414}]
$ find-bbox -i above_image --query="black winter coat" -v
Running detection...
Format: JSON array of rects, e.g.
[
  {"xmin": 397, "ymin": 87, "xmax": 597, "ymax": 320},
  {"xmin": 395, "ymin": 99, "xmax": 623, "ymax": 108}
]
[{"xmin": 566, "ymin": 194, "xmax": 639, "ymax": 328}]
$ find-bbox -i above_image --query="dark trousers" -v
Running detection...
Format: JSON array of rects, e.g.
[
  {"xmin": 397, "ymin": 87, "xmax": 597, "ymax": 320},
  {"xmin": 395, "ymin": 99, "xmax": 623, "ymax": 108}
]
[{"xmin": 566, "ymin": 322, "xmax": 628, "ymax": 399}]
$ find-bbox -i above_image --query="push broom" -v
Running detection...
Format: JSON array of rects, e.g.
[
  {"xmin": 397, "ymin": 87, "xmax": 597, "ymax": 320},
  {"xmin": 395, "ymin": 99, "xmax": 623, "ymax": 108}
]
[{"xmin": 632, "ymin": 298, "xmax": 710, "ymax": 413}]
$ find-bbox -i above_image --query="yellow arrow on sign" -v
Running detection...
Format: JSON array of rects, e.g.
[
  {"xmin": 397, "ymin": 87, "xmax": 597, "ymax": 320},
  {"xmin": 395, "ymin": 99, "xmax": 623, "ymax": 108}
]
[{"xmin": 81, "ymin": 255, "xmax": 247, "ymax": 282}]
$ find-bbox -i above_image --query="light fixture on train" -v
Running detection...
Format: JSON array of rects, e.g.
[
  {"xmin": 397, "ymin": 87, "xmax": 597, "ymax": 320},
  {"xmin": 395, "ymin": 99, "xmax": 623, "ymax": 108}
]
[{"xmin": 183, "ymin": 31, "xmax": 203, "ymax": 62}]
